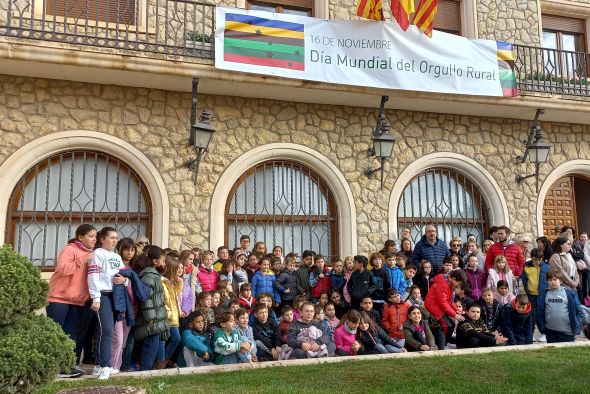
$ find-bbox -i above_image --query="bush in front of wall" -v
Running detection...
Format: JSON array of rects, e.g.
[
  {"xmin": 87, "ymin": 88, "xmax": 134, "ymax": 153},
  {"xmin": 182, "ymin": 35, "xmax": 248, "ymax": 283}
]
[{"xmin": 0, "ymin": 245, "xmax": 75, "ymax": 393}]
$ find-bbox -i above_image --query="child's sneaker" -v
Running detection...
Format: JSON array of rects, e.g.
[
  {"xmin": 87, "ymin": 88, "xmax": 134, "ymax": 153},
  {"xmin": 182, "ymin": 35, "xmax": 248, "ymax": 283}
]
[
  {"xmin": 92, "ymin": 365, "xmax": 101, "ymax": 376},
  {"xmin": 110, "ymin": 369, "xmax": 120, "ymax": 375},
  {"xmin": 97, "ymin": 367, "xmax": 111, "ymax": 380},
  {"xmin": 58, "ymin": 368, "xmax": 84, "ymax": 378},
  {"xmin": 537, "ymin": 334, "xmax": 547, "ymax": 342}
]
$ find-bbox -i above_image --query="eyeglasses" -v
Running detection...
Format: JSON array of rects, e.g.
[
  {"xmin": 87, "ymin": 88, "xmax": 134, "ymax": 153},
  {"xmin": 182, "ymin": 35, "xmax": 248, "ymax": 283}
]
[
  {"xmin": 138, "ymin": 241, "xmax": 148, "ymax": 245},
  {"xmin": 451, "ymin": 244, "xmax": 461, "ymax": 247}
]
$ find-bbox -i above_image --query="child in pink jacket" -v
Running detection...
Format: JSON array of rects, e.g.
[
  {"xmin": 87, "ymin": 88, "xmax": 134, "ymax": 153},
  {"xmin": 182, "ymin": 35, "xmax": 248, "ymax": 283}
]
[{"xmin": 334, "ymin": 310, "xmax": 362, "ymax": 356}]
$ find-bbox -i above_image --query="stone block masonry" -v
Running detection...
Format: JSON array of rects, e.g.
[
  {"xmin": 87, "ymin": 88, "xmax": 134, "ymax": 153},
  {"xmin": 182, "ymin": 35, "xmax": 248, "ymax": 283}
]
[{"xmin": 1, "ymin": 75, "xmax": 589, "ymax": 253}]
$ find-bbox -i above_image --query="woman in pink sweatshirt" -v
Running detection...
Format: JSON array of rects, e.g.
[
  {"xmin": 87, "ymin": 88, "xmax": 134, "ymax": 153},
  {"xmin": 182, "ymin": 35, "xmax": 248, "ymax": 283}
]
[
  {"xmin": 46, "ymin": 224, "xmax": 97, "ymax": 377},
  {"xmin": 333, "ymin": 310, "xmax": 362, "ymax": 356}
]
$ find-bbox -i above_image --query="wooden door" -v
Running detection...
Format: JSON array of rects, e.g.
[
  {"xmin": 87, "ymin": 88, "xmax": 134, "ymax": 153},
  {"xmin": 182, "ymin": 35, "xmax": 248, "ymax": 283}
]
[{"xmin": 543, "ymin": 176, "xmax": 578, "ymax": 240}]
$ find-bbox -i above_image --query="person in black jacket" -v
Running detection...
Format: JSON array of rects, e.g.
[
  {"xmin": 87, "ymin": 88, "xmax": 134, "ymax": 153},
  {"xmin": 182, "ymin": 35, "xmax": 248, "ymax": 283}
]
[
  {"xmin": 456, "ymin": 303, "xmax": 507, "ymax": 348},
  {"xmin": 357, "ymin": 311, "xmax": 405, "ymax": 354},
  {"xmin": 369, "ymin": 253, "xmax": 391, "ymax": 315},
  {"xmin": 478, "ymin": 288, "xmax": 503, "ymax": 333},
  {"xmin": 135, "ymin": 246, "xmax": 170, "ymax": 370},
  {"xmin": 251, "ymin": 303, "xmax": 282, "ymax": 361},
  {"xmin": 274, "ymin": 257, "xmax": 298, "ymax": 306},
  {"xmin": 501, "ymin": 294, "xmax": 533, "ymax": 345},
  {"xmin": 329, "ymin": 289, "xmax": 350, "ymax": 319},
  {"xmin": 347, "ymin": 255, "xmax": 376, "ymax": 310}
]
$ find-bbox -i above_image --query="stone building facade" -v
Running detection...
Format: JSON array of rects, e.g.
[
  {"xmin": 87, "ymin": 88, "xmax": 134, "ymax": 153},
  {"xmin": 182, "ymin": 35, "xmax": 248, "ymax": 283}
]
[{"xmin": 0, "ymin": 0, "xmax": 589, "ymax": 268}]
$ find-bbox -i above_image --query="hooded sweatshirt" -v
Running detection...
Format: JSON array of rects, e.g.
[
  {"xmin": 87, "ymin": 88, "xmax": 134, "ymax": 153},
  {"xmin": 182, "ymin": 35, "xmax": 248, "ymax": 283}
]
[{"xmin": 501, "ymin": 300, "xmax": 533, "ymax": 345}]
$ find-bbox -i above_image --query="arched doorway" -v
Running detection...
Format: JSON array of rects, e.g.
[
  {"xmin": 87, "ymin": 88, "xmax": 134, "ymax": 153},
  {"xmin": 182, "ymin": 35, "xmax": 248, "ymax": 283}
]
[
  {"xmin": 225, "ymin": 160, "xmax": 338, "ymax": 260},
  {"xmin": 542, "ymin": 175, "xmax": 590, "ymax": 239},
  {"xmin": 5, "ymin": 150, "xmax": 152, "ymax": 269}
]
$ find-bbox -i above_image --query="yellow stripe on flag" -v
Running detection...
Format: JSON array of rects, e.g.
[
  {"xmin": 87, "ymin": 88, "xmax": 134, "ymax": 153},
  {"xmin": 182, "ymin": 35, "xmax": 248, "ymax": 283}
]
[
  {"xmin": 400, "ymin": 0, "xmax": 415, "ymax": 13},
  {"xmin": 224, "ymin": 21, "xmax": 305, "ymax": 40},
  {"xmin": 497, "ymin": 49, "xmax": 515, "ymax": 61},
  {"xmin": 413, "ymin": 0, "xmax": 433, "ymax": 22},
  {"xmin": 357, "ymin": 0, "xmax": 384, "ymax": 21}
]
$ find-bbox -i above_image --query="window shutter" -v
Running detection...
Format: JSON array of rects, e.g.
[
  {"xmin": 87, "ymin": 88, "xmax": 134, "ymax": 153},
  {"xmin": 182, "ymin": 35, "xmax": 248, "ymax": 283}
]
[
  {"xmin": 45, "ymin": 0, "xmax": 136, "ymax": 25},
  {"xmin": 435, "ymin": 0, "xmax": 461, "ymax": 34},
  {"xmin": 249, "ymin": 0, "xmax": 313, "ymax": 9},
  {"xmin": 542, "ymin": 14, "xmax": 585, "ymax": 34}
]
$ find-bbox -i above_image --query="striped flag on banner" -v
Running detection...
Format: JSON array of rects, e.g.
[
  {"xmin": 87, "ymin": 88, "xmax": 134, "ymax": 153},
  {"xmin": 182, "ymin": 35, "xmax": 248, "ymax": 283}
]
[
  {"xmin": 413, "ymin": 0, "xmax": 438, "ymax": 37},
  {"xmin": 223, "ymin": 13, "xmax": 305, "ymax": 71},
  {"xmin": 356, "ymin": 0, "xmax": 385, "ymax": 21},
  {"xmin": 391, "ymin": 0, "xmax": 415, "ymax": 31}
]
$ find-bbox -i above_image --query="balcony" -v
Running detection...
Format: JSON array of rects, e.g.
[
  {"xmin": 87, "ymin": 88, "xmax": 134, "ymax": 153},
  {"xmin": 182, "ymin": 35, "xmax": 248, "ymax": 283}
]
[
  {"xmin": 1, "ymin": 0, "xmax": 590, "ymax": 98},
  {"xmin": 0, "ymin": 0, "xmax": 216, "ymax": 58},
  {"xmin": 514, "ymin": 44, "xmax": 590, "ymax": 97}
]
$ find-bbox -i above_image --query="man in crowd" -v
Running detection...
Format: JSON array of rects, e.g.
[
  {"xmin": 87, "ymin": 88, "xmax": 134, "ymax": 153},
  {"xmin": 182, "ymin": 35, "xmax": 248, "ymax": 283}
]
[
  {"xmin": 411, "ymin": 224, "xmax": 450, "ymax": 272},
  {"xmin": 485, "ymin": 225, "xmax": 525, "ymax": 279}
]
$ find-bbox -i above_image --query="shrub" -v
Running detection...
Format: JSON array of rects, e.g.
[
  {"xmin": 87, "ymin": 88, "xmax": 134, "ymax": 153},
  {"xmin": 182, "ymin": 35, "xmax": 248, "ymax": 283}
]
[
  {"xmin": 0, "ymin": 315, "xmax": 75, "ymax": 394},
  {"xmin": 0, "ymin": 245, "xmax": 75, "ymax": 393},
  {"xmin": 0, "ymin": 245, "xmax": 48, "ymax": 326}
]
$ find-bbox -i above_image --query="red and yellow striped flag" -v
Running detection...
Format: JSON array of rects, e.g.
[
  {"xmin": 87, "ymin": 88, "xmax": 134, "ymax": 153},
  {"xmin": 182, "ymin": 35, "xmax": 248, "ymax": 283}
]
[
  {"xmin": 356, "ymin": 0, "xmax": 385, "ymax": 21},
  {"xmin": 413, "ymin": 0, "xmax": 439, "ymax": 37},
  {"xmin": 390, "ymin": 0, "xmax": 415, "ymax": 31}
]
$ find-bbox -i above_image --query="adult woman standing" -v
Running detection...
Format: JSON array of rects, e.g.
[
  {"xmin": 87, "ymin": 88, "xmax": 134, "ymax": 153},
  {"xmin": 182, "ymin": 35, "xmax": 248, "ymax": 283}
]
[
  {"xmin": 549, "ymin": 237, "xmax": 579, "ymax": 291},
  {"xmin": 47, "ymin": 224, "xmax": 97, "ymax": 378},
  {"xmin": 399, "ymin": 238, "xmax": 413, "ymax": 262}
]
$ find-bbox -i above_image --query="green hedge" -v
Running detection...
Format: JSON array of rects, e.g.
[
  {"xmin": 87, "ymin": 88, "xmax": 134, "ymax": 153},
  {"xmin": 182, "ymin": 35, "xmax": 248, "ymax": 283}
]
[{"xmin": 0, "ymin": 245, "xmax": 75, "ymax": 393}]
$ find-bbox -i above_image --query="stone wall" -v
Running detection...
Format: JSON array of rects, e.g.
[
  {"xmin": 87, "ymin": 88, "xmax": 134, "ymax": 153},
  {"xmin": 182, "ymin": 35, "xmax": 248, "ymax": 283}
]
[
  {"xmin": 476, "ymin": 0, "xmax": 541, "ymax": 45},
  {"xmin": 1, "ymin": 75, "xmax": 590, "ymax": 253}
]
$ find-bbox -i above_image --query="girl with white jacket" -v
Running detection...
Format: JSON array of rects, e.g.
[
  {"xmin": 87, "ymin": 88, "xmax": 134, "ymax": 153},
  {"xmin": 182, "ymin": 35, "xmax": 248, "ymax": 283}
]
[{"xmin": 87, "ymin": 227, "xmax": 127, "ymax": 380}]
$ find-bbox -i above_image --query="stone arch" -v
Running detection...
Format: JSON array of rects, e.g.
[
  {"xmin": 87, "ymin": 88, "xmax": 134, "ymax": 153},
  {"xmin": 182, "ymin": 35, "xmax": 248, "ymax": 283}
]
[
  {"xmin": 209, "ymin": 143, "xmax": 357, "ymax": 257},
  {"xmin": 388, "ymin": 152, "xmax": 509, "ymax": 239},
  {"xmin": 0, "ymin": 130, "xmax": 170, "ymax": 247},
  {"xmin": 536, "ymin": 159, "xmax": 590, "ymax": 235}
]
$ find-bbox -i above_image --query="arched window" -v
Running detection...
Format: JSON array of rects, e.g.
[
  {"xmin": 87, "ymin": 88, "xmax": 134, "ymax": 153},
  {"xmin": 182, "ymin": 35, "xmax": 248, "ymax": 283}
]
[
  {"xmin": 397, "ymin": 168, "xmax": 489, "ymax": 245},
  {"xmin": 226, "ymin": 160, "xmax": 337, "ymax": 259},
  {"xmin": 6, "ymin": 150, "xmax": 152, "ymax": 269}
]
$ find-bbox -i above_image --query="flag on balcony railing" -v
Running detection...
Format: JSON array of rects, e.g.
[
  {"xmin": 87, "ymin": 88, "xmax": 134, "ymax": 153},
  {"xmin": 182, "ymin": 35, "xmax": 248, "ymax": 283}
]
[
  {"xmin": 391, "ymin": 0, "xmax": 415, "ymax": 31},
  {"xmin": 413, "ymin": 0, "xmax": 438, "ymax": 37},
  {"xmin": 356, "ymin": 0, "xmax": 385, "ymax": 21},
  {"xmin": 497, "ymin": 41, "xmax": 518, "ymax": 97}
]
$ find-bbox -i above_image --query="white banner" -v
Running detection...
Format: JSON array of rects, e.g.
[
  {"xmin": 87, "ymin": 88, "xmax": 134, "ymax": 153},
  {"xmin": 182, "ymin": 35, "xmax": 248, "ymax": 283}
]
[{"xmin": 215, "ymin": 6, "xmax": 517, "ymax": 97}]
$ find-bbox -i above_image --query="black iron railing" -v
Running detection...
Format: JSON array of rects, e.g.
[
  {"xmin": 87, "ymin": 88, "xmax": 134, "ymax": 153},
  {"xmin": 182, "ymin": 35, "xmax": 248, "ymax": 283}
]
[
  {"xmin": 2, "ymin": 4, "xmax": 590, "ymax": 97},
  {"xmin": 0, "ymin": 0, "xmax": 215, "ymax": 58},
  {"xmin": 514, "ymin": 44, "xmax": 590, "ymax": 97}
]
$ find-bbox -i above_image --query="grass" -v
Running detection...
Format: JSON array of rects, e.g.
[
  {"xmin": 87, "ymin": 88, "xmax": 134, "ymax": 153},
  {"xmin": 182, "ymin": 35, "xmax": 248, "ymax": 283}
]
[{"xmin": 37, "ymin": 347, "xmax": 590, "ymax": 394}]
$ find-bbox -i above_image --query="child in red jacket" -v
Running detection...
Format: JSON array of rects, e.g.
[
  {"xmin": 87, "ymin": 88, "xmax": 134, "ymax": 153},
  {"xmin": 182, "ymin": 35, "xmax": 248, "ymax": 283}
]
[
  {"xmin": 381, "ymin": 289, "xmax": 410, "ymax": 349},
  {"xmin": 309, "ymin": 254, "xmax": 331, "ymax": 302},
  {"xmin": 424, "ymin": 269, "xmax": 466, "ymax": 349}
]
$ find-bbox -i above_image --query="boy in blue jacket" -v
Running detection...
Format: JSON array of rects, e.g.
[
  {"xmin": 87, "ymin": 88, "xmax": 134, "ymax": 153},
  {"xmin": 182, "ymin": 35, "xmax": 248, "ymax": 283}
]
[
  {"xmin": 539, "ymin": 270, "xmax": 584, "ymax": 343},
  {"xmin": 521, "ymin": 247, "xmax": 550, "ymax": 342},
  {"xmin": 177, "ymin": 310, "xmax": 213, "ymax": 367}
]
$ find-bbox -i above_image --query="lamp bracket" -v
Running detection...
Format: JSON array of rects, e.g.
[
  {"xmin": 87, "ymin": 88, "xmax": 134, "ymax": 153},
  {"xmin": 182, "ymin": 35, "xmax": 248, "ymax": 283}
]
[
  {"xmin": 189, "ymin": 78, "xmax": 199, "ymax": 146},
  {"xmin": 365, "ymin": 167, "xmax": 381, "ymax": 177},
  {"xmin": 516, "ymin": 173, "xmax": 535, "ymax": 184}
]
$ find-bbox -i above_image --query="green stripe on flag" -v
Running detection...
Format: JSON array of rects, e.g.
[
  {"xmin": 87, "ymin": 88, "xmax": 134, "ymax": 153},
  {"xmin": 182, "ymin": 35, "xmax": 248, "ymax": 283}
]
[{"xmin": 224, "ymin": 37, "xmax": 304, "ymax": 56}]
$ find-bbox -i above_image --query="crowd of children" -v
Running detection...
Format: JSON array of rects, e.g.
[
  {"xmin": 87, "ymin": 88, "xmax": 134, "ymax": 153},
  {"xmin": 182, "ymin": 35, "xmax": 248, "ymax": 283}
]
[{"xmin": 46, "ymin": 226, "xmax": 590, "ymax": 380}]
